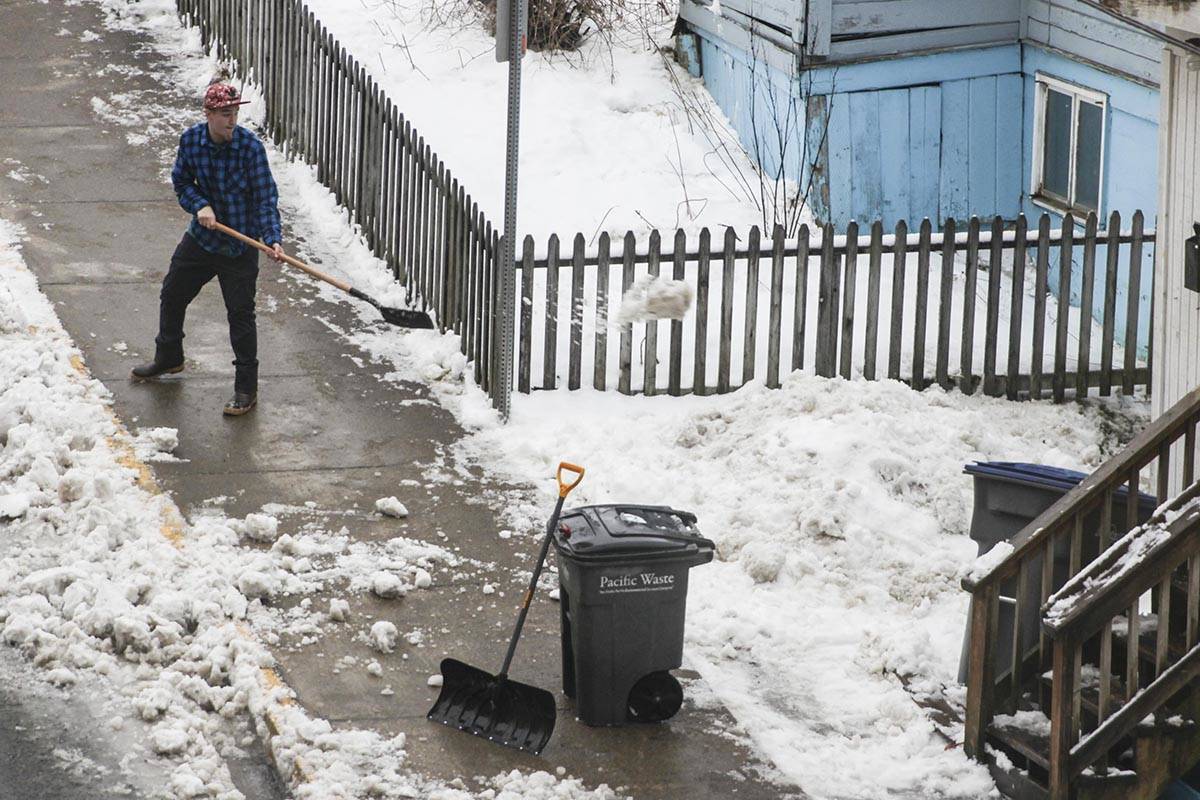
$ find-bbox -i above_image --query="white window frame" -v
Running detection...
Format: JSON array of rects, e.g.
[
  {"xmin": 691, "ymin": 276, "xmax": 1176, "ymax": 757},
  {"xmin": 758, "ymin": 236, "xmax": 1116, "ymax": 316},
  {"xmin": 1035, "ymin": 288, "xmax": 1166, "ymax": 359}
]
[{"xmin": 1031, "ymin": 73, "xmax": 1108, "ymax": 216}]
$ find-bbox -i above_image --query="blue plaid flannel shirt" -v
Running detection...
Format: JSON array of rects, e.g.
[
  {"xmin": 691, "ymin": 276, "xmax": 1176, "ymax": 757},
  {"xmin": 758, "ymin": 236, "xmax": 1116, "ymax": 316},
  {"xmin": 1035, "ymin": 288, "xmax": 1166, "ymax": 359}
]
[{"xmin": 171, "ymin": 123, "xmax": 281, "ymax": 257}]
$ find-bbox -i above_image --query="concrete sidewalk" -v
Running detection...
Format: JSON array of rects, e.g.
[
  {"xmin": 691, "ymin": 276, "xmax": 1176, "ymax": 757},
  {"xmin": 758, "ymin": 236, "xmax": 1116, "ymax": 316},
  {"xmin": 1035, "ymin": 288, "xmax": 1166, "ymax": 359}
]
[{"xmin": 0, "ymin": 2, "xmax": 800, "ymax": 797}]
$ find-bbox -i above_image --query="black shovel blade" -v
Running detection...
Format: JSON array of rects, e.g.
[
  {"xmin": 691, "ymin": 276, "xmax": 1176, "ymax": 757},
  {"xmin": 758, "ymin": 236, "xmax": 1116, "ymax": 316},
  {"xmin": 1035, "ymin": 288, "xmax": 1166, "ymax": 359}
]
[
  {"xmin": 379, "ymin": 305, "xmax": 435, "ymax": 329},
  {"xmin": 427, "ymin": 658, "xmax": 556, "ymax": 755}
]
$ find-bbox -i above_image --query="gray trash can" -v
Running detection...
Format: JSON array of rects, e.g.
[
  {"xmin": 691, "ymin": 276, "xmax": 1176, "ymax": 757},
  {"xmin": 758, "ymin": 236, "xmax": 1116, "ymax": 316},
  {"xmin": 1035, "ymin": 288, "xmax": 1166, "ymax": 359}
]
[
  {"xmin": 958, "ymin": 462, "xmax": 1158, "ymax": 682},
  {"xmin": 553, "ymin": 504, "xmax": 714, "ymax": 726}
]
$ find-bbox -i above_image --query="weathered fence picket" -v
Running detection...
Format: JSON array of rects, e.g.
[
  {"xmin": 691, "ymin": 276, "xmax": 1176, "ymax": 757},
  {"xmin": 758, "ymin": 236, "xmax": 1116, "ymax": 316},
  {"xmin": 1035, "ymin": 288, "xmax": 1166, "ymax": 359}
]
[{"xmin": 509, "ymin": 213, "xmax": 1153, "ymax": 400}]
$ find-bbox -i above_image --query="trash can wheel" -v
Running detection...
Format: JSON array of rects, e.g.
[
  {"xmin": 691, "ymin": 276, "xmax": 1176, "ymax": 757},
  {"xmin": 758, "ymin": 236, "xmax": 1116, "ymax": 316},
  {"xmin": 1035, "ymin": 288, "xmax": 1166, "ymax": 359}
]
[{"xmin": 627, "ymin": 671, "xmax": 683, "ymax": 722}]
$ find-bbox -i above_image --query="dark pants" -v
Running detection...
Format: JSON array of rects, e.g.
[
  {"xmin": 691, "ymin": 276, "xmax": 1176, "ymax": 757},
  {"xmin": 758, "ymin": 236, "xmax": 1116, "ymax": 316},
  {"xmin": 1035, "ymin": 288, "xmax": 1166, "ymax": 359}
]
[{"xmin": 155, "ymin": 233, "xmax": 259, "ymax": 394}]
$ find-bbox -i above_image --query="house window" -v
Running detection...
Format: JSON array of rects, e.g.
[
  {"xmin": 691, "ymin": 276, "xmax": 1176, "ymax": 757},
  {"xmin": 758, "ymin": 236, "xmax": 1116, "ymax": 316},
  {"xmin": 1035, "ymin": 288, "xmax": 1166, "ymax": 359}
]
[{"xmin": 1032, "ymin": 74, "xmax": 1106, "ymax": 215}]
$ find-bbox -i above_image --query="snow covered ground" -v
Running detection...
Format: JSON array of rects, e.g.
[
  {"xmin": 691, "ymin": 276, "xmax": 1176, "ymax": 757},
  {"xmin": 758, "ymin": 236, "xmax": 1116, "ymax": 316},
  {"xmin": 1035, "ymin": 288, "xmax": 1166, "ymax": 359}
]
[
  {"xmin": 3, "ymin": 1, "xmax": 1153, "ymax": 798},
  {"xmin": 301, "ymin": 0, "xmax": 772, "ymax": 240}
]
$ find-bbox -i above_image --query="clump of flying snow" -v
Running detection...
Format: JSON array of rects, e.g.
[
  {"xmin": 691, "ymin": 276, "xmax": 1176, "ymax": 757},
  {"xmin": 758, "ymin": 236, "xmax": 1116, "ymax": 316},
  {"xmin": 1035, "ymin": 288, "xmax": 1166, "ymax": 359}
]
[{"xmin": 615, "ymin": 275, "xmax": 695, "ymax": 324}]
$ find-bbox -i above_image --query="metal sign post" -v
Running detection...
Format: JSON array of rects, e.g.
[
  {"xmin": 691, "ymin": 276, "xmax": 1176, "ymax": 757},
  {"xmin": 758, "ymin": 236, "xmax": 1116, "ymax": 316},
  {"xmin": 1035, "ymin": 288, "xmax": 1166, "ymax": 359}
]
[{"xmin": 494, "ymin": 0, "xmax": 527, "ymax": 420}]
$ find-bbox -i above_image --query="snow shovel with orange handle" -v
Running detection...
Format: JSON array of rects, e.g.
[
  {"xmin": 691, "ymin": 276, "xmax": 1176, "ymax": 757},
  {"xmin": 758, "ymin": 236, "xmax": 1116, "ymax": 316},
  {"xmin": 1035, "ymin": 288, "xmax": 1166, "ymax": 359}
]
[
  {"xmin": 427, "ymin": 461, "xmax": 586, "ymax": 755},
  {"xmin": 211, "ymin": 222, "xmax": 434, "ymax": 329}
]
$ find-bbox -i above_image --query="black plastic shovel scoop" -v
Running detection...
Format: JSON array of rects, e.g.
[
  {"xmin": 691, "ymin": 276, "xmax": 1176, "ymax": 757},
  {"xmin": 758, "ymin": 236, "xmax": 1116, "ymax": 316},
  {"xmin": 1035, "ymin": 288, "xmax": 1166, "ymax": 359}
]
[{"xmin": 428, "ymin": 461, "xmax": 585, "ymax": 755}]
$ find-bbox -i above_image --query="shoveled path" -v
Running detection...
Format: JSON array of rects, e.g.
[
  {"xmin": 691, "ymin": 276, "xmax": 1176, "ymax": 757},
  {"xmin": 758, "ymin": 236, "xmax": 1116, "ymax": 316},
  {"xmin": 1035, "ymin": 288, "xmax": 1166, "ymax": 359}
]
[{"xmin": 0, "ymin": 2, "xmax": 801, "ymax": 797}]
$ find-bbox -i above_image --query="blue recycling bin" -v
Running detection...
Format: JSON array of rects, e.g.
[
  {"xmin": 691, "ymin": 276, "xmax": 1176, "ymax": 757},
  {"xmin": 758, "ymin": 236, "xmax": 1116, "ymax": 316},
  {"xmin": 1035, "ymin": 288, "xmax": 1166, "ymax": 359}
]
[{"xmin": 958, "ymin": 462, "xmax": 1158, "ymax": 683}]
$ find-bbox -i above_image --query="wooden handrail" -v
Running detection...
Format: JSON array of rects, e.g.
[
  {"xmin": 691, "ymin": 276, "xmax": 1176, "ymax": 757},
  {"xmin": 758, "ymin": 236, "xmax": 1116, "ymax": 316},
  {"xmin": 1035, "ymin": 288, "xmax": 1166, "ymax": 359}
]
[
  {"xmin": 963, "ymin": 386, "xmax": 1200, "ymax": 593},
  {"xmin": 1043, "ymin": 486, "xmax": 1200, "ymax": 640},
  {"xmin": 1040, "ymin": 476, "xmax": 1200, "ymax": 794}
]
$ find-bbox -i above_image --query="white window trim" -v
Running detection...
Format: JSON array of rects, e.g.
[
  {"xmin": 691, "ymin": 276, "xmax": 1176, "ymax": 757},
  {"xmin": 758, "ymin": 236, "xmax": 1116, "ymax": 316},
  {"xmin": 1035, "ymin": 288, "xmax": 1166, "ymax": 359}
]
[{"xmin": 1030, "ymin": 72, "xmax": 1108, "ymax": 217}]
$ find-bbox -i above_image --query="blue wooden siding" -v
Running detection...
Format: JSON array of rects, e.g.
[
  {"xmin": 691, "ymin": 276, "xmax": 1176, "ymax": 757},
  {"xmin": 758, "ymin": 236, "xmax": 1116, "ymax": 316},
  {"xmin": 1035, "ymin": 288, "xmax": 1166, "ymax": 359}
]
[
  {"xmin": 695, "ymin": 37, "xmax": 804, "ymax": 187},
  {"xmin": 824, "ymin": 85, "xmax": 942, "ymax": 227},
  {"xmin": 949, "ymin": 75, "xmax": 1024, "ymax": 222},
  {"xmin": 818, "ymin": 72, "xmax": 1023, "ymax": 227}
]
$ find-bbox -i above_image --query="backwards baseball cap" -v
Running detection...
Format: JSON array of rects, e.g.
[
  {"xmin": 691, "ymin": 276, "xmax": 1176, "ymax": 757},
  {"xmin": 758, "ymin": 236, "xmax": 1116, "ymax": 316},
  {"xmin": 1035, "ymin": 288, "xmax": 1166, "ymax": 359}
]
[{"xmin": 203, "ymin": 82, "xmax": 250, "ymax": 111}]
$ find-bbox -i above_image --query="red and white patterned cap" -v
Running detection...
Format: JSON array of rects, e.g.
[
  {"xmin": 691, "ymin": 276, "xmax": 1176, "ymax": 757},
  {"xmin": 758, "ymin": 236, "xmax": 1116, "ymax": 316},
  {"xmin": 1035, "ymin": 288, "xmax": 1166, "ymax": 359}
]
[{"xmin": 203, "ymin": 83, "xmax": 250, "ymax": 111}]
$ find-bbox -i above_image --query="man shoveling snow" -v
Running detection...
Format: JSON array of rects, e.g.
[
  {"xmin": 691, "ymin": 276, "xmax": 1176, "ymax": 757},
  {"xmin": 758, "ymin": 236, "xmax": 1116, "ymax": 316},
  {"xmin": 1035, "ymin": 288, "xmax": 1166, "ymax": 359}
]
[{"xmin": 131, "ymin": 81, "xmax": 285, "ymax": 417}]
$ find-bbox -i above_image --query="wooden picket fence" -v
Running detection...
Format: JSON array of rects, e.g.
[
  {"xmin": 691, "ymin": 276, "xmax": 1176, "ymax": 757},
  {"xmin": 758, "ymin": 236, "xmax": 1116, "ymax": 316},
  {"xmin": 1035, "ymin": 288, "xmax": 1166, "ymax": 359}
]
[
  {"xmin": 175, "ymin": 0, "xmax": 507, "ymax": 409},
  {"xmin": 175, "ymin": 0, "xmax": 1155, "ymax": 411},
  {"xmin": 516, "ymin": 211, "xmax": 1155, "ymax": 401}
]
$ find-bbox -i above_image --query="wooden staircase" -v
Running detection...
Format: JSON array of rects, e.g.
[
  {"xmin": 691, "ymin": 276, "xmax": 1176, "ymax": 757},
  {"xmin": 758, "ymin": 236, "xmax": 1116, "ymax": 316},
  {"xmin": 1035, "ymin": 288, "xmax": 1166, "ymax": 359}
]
[{"xmin": 961, "ymin": 387, "xmax": 1200, "ymax": 800}]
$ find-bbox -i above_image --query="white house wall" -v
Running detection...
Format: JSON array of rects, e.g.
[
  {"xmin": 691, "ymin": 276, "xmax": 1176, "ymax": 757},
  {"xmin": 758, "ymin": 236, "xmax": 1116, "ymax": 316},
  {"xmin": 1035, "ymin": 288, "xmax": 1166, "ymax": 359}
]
[{"xmin": 1152, "ymin": 46, "xmax": 1200, "ymax": 418}]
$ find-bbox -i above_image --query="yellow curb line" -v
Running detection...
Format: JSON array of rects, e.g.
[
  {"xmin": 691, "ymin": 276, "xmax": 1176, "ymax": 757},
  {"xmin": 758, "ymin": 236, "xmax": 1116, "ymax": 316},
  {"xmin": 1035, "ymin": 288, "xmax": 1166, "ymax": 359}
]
[{"xmin": 66, "ymin": 350, "xmax": 317, "ymax": 789}]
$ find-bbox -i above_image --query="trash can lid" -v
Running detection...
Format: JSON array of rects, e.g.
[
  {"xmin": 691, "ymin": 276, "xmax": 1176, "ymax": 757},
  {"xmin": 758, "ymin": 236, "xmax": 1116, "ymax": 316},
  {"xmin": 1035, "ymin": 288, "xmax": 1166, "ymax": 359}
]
[
  {"xmin": 963, "ymin": 461, "xmax": 1157, "ymax": 508},
  {"xmin": 553, "ymin": 504, "xmax": 715, "ymax": 561}
]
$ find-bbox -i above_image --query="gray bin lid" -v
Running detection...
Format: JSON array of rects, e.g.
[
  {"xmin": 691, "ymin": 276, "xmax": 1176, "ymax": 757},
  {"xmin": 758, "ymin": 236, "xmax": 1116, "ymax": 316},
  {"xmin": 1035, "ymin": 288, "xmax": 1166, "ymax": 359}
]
[
  {"xmin": 553, "ymin": 504, "xmax": 714, "ymax": 560},
  {"xmin": 964, "ymin": 461, "xmax": 1157, "ymax": 512}
]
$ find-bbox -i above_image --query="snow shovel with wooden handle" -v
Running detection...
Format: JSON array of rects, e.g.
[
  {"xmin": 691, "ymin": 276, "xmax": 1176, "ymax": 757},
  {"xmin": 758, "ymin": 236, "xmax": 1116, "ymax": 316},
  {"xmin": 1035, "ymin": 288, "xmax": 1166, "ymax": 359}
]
[
  {"xmin": 427, "ymin": 461, "xmax": 586, "ymax": 755},
  {"xmin": 211, "ymin": 222, "xmax": 434, "ymax": 329}
]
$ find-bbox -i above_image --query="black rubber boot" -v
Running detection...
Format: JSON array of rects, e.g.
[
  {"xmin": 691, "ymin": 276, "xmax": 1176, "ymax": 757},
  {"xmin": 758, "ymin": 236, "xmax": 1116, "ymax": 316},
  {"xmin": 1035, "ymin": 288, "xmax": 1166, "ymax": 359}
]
[
  {"xmin": 222, "ymin": 391, "xmax": 257, "ymax": 416},
  {"xmin": 130, "ymin": 359, "xmax": 184, "ymax": 380}
]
